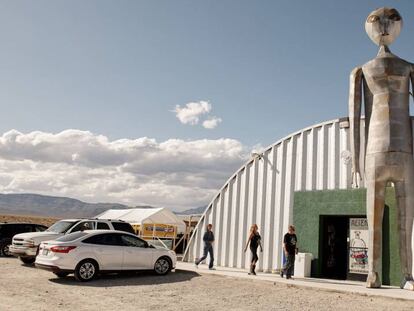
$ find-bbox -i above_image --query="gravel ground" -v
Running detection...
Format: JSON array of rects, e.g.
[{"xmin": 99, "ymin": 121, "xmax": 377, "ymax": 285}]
[{"xmin": 0, "ymin": 257, "xmax": 413, "ymax": 311}]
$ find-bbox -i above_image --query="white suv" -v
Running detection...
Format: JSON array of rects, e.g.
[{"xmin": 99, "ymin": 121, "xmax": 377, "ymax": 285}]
[{"xmin": 10, "ymin": 219, "xmax": 135, "ymax": 264}]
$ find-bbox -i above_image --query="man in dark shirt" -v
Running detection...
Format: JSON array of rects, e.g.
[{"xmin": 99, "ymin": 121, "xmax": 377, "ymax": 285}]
[
  {"xmin": 281, "ymin": 225, "xmax": 298, "ymax": 279},
  {"xmin": 195, "ymin": 224, "xmax": 215, "ymax": 270}
]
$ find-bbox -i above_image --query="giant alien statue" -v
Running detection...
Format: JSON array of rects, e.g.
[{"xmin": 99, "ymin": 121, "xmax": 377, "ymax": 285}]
[{"xmin": 349, "ymin": 7, "xmax": 414, "ymax": 290}]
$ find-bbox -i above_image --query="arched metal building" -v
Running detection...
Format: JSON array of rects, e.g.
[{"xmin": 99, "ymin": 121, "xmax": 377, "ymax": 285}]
[
  {"xmin": 183, "ymin": 116, "xmax": 414, "ymax": 284},
  {"xmin": 183, "ymin": 117, "xmax": 359, "ymax": 272}
]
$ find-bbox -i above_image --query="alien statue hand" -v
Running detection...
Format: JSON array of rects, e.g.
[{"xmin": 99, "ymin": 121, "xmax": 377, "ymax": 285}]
[
  {"xmin": 351, "ymin": 157, "xmax": 361, "ymax": 188},
  {"xmin": 351, "ymin": 170, "xmax": 361, "ymax": 188}
]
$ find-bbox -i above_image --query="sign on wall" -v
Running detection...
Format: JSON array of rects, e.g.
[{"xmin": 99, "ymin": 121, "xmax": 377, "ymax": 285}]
[
  {"xmin": 132, "ymin": 223, "xmax": 176, "ymax": 238},
  {"xmin": 349, "ymin": 218, "xmax": 369, "ymax": 274}
]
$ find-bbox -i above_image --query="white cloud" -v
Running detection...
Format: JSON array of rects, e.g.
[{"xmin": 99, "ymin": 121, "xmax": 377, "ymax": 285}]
[
  {"xmin": 174, "ymin": 101, "xmax": 211, "ymax": 125},
  {"xmin": 174, "ymin": 100, "xmax": 222, "ymax": 129},
  {"xmin": 0, "ymin": 129, "xmax": 251, "ymax": 211},
  {"xmin": 202, "ymin": 117, "xmax": 222, "ymax": 129}
]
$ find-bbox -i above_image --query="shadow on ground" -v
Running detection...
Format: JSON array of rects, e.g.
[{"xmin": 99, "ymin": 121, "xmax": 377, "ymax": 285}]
[
  {"xmin": 49, "ymin": 269, "xmax": 201, "ymax": 287},
  {"xmin": 298, "ymin": 277, "xmax": 400, "ymax": 290}
]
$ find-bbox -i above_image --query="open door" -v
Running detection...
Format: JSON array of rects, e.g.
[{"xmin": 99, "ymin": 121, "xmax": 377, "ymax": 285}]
[{"xmin": 320, "ymin": 216, "xmax": 349, "ymax": 279}]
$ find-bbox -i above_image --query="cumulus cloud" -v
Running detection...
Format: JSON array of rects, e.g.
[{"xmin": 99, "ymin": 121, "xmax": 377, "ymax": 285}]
[
  {"xmin": 202, "ymin": 117, "xmax": 222, "ymax": 129},
  {"xmin": 174, "ymin": 101, "xmax": 211, "ymax": 125},
  {"xmin": 0, "ymin": 130, "xmax": 250, "ymax": 211},
  {"xmin": 174, "ymin": 100, "xmax": 223, "ymax": 129}
]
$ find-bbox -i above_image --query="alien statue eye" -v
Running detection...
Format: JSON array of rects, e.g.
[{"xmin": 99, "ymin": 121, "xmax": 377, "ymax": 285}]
[
  {"xmin": 367, "ymin": 15, "xmax": 379, "ymax": 23},
  {"xmin": 388, "ymin": 13, "xmax": 401, "ymax": 21}
]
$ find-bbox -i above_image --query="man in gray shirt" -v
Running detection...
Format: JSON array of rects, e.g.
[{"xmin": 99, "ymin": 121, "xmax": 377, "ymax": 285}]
[{"xmin": 195, "ymin": 224, "xmax": 215, "ymax": 270}]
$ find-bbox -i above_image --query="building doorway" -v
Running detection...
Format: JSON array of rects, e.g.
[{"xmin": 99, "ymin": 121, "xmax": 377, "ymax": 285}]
[
  {"xmin": 320, "ymin": 215, "xmax": 349, "ymax": 279},
  {"xmin": 319, "ymin": 215, "xmax": 368, "ymax": 280}
]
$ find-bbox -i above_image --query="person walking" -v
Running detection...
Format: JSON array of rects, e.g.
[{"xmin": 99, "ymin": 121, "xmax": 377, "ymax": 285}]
[
  {"xmin": 281, "ymin": 225, "xmax": 298, "ymax": 279},
  {"xmin": 195, "ymin": 224, "xmax": 215, "ymax": 270},
  {"xmin": 244, "ymin": 224, "xmax": 262, "ymax": 275}
]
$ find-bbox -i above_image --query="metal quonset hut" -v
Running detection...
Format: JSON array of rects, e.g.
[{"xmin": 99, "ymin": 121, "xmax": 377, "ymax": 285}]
[{"xmin": 183, "ymin": 117, "xmax": 414, "ymax": 285}]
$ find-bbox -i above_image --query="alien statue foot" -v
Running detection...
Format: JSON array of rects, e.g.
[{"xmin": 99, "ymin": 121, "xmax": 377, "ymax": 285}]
[
  {"xmin": 366, "ymin": 272, "xmax": 381, "ymax": 288},
  {"xmin": 401, "ymin": 275, "xmax": 414, "ymax": 290}
]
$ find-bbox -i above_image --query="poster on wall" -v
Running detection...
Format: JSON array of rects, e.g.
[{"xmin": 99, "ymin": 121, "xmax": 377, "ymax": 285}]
[{"xmin": 349, "ymin": 218, "xmax": 369, "ymax": 274}]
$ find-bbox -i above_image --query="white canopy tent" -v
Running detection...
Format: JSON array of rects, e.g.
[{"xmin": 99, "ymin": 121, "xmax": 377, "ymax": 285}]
[{"xmin": 95, "ymin": 208, "xmax": 186, "ymax": 233}]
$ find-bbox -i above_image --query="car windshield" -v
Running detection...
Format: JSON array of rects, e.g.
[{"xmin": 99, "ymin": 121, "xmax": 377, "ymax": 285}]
[
  {"xmin": 147, "ymin": 240, "xmax": 163, "ymax": 249},
  {"xmin": 46, "ymin": 221, "xmax": 78, "ymax": 233},
  {"xmin": 56, "ymin": 231, "xmax": 88, "ymax": 242}
]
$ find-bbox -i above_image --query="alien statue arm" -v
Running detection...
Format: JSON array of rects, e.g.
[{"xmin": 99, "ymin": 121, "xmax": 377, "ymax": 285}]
[
  {"xmin": 349, "ymin": 67, "xmax": 363, "ymax": 187},
  {"xmin": 411, "ymin": 64, "xmax": 414, "ymax": 88},
  {"xmin": 411, "ymin": 65, "xmax": 414, "ymax": 139}
]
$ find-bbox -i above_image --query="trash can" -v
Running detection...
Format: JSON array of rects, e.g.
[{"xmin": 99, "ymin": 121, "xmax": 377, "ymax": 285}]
[{"xmin": 294, "ymin": 253, "xmax": 312, "ymax": 277}]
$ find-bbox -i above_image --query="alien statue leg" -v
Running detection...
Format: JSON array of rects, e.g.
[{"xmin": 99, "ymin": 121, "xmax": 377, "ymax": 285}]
[
  {"xmin": 395, "ymin": 159, "xmax": 414, "ymax": 290},
  {"xmin": 365, "ymin": 156, "xmax": 386, "ymax": 288}
]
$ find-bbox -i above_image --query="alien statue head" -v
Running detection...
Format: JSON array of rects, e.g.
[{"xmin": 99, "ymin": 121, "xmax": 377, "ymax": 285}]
[{"xmin": 365, "ymin": 7, "xmax": 403, "ymax": 46}]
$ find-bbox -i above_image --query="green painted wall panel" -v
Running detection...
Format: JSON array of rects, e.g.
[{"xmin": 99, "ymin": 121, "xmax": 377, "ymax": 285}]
[{"xmin": 293, "ymin": 188, "xmax": 400, "ymax": 286}]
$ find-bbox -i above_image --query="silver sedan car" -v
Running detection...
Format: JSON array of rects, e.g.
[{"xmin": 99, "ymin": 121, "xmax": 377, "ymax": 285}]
[{"xmin": 35, "ymin": 230, "xmax": 176, "ymax": 282}]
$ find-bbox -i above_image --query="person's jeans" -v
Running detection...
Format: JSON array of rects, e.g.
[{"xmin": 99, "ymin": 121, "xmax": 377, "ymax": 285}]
[
  {"xmin": 195, "ymin": 244, "xmax": 214, "ymax": 268},
  {"xmin": 283, "ymin": 254, "xmax": 295, "ymax": 277}
]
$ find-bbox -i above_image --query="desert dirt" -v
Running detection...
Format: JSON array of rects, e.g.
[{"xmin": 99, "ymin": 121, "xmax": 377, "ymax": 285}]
[
  {"xmin": 0, "ymin": 214, "xmax": 59, "ymax": 227},
  {"xmin": 0, "ymin": 257, "xmax": 413, "ymax": 311}
]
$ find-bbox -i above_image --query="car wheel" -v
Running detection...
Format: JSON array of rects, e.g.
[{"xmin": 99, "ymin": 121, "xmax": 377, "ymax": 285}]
[
  {"xmin": 74, "ymin": 259, "xmax": 98, "ymax": 282},
  {"xmin": 0, "ymin": 239, "xmax": 12, "ymax": 257},
  {"xmin": 154, "ymin": 257, "xmax": 171, "ymax": 275},
  {"xmin": 53, "ymin": 271, "xmax": 70, "ymax": 278},
  {"xmin": 20, "ymin": 257, "xmax": 36, "ymax": 264}
]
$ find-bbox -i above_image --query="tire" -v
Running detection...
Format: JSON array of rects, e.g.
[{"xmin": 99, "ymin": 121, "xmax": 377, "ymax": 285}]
[
  {"xmin": 53, "ymin": 271, "xmax": 69, "ymax": 278},
  {"xmin": 20, "ymin": 257, "xmax": 36, "ymax": 264},
  {"xmin": 154, "ymin": 257, "xmax": 171, "ymax": 275},
  {"xmin": 74, "ymin": 259, "xmax": 98, "ymax": 282},
  {"xmin": 0, "ymin": 239, "xmax": 12, "ymax": 257}
]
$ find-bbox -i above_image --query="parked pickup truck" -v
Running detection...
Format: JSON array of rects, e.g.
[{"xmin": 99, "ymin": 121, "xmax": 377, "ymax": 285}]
[
  {"xmin": 0, "ymin": 223, "xmax": 48, "ymax": 257},
  {"xmin": 10, "ymin": 218, "xmax": 135, "ymax": 264}
]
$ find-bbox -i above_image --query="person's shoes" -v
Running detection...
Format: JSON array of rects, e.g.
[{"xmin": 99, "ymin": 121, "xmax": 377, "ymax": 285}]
[
  {"xmin": 286, "ymin": 275, "xmax": 292, "ymax": 279},
  {"xmin": 280, "ymin": 271, "xmax": 284, "ymax": 278},
  {"xmin": 249, "ymin": 264, "xmax": 254, "ymax": 275},
  {"xmin": 209, "ymin": 267, "xmax": 216, "ymax": 270},
  {"xmin": 194, "ymin": 263, "xmax": 199, "ymax": 269}
]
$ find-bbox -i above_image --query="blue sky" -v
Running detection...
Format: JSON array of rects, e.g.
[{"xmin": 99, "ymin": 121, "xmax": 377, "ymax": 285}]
[
  {"xmin": 1, "ymin": 0, "xmax": 413, "ymax": 146},
  {"xmin": 0, "ymin": 1, "xmax": 414, "ymax": 209}
]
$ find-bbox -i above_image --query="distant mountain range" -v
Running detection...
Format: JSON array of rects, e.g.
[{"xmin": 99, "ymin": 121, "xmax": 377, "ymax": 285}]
[
  {"xmin": 176, "ymin": 205, "xmax": 206, "ymax": 215},
  {"xmin": 0, "ymin": 193, "xmax": 206, "ymax": 218}
]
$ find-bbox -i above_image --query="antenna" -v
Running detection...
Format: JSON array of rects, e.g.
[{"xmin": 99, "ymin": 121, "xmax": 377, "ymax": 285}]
[{"xmin": 251, "ymin": 152, "xmax": 263, "ymax": 160}]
